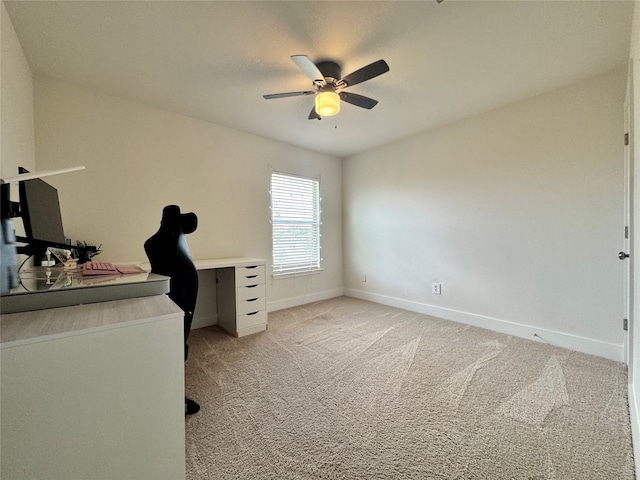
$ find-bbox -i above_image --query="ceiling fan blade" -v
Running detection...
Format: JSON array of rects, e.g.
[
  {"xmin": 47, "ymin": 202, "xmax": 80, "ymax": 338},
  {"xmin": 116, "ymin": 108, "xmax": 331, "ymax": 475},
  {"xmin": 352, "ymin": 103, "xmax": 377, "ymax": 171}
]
[
  {"xmin": 308, "ymin": 106, "xmax": 321, "ymax": 120},
  {"xmin": 339, "ymin": 92, "xmax": 378, "ymax": 109},
  {"xmin": 340, "ymin": 59, "xmax": 389, "ymax": 88},
  {"xmin": 291, "ymin": 55, "xmax": 325, "ymax": 83},
  {"xmin": 263, "ymin": 91, "xmax": 315, "ymax": 99}
]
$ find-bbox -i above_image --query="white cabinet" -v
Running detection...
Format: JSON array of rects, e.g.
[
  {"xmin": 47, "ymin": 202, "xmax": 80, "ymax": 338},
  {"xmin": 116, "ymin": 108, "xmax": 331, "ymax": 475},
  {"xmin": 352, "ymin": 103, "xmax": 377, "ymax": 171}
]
[
  {"xmin": 216, "ymin": 262, "xmax": 267, "ymax": 337},
  {"xmin": 0, "ymin": 295, "xmax": 186, "ymax": 480}
]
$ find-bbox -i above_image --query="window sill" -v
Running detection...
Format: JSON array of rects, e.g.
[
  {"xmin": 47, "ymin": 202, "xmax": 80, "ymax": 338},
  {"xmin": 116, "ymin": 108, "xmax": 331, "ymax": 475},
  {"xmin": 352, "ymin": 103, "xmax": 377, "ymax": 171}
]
[{"xmin": 272, "ymin": 268, "xmax": 324, "ymax": 279}]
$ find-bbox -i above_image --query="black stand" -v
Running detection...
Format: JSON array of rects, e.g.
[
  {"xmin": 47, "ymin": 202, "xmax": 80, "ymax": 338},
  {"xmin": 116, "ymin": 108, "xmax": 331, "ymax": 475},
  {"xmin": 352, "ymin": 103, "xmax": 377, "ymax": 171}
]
[{"xmin": 144, "ymin": 205, "xmax": 200, "ymax": 415}]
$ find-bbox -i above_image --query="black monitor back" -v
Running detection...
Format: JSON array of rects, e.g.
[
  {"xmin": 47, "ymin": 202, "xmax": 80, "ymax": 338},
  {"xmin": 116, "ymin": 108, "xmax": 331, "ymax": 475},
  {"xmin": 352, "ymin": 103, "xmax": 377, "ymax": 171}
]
[{"xmin": 18, "ymin": 168, "xmax": 66, "ymax": 246}]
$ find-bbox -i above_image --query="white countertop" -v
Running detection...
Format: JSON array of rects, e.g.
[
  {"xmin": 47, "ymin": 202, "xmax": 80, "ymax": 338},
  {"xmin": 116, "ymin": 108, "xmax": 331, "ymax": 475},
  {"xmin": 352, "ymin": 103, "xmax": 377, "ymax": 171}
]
[
  {"xmin": 1, "ymin": 294, "xmax": 182, "ymax": 348},
  {"xmin": 139, "ymin": 257, "xmax": 265, "ymax": 272},
  {"xmin": 193, "ymin": 257, "xmax": 265, "ymax": 269}
]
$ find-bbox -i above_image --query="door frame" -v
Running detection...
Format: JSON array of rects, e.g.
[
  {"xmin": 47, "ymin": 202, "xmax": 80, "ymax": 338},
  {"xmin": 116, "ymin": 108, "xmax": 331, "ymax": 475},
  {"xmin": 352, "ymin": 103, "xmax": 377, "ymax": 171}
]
[{"xmin": 624, "ymin": 61, "xmax": 635, "ymax": 379}]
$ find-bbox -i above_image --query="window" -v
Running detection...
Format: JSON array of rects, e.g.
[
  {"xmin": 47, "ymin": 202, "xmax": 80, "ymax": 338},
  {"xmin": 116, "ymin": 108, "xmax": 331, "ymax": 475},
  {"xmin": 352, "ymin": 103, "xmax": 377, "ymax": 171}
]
[{"xmin": 270, "ymin": 172, "xmax": 321, "ymax": 276}]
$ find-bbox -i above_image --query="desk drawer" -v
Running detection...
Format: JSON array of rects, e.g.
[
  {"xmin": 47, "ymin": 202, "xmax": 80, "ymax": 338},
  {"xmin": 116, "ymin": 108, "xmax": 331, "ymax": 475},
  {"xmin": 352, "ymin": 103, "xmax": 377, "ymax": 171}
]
[
  {"xmin": 236, "ymin": 272, "xmax": 265, "ymax": 287},
  {"xmin": 237, "ymin": 284, "xmax": 265, "ymax": 301},
  {"xmin": 238, "ymin": 296, "xmax": 266, "ymax": 315},
  {"xmin": 238, "ymin": 309, "xmax": 267, "ymax": 329},
  {"xmin": 236, "ymin": 265, "xmax": 265, "ymax": 279},
  {"xmin": 212, "ymin": 260, "xmax": 268, "ymax": 338}
]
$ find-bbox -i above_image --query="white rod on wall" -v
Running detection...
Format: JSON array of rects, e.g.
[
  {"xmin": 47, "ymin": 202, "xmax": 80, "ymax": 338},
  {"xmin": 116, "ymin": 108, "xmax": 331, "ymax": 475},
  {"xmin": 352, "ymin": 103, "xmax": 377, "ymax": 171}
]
[{"xmin": 1, "ymin": 166, "xmax": 85, "ymax": 184}]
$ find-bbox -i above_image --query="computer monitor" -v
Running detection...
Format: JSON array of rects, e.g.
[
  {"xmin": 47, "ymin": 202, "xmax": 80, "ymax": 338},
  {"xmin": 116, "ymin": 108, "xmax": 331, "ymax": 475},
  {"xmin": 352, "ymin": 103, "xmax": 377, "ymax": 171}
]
[
  {"xmin": 16, "ymin": 166, "xmax": 70, "ymax": 258},
  {"xmin": 19, "ymin": 172, "xmax": 66, "ymax": 246},
  {"xmin": 15, "ymin": 167, "xmax": 97, "ymax": 261}
]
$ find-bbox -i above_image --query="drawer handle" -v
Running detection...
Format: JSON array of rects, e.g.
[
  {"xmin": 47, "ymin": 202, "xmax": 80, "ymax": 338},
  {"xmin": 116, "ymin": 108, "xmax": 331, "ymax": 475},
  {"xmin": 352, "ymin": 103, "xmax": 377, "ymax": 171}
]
[
  {"xmin": 247, "ymin": 311, "xmax": 259, "ymax": 316},
  {"xmin": 245, "ymin": 266, "xmax": 258, "ymax": 269},
  {"xmin": 246, "ymin": 284, "xmax": 258, "ymax": 289},
  {"xmin": 246, "ymin": 275, "xmax": 258, "ymax": 279},
  {"xmin": 246, "ymin": 298, "xmax": 258, "ymax": 302}
]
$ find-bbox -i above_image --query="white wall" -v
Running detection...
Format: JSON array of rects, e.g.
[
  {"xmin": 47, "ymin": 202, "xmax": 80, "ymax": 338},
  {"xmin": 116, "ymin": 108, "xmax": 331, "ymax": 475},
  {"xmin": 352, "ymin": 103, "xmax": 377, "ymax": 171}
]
[
  {"xmin": 344, "ymin": 67, "xmax": 627, "ymax": 361},
  {"xmin": 0, "ymin": 1, "xmax": 35, "ymax": 181},
  {"xmin": 33, "ymin": 77, "xmax": 343, "ymax": 321},
  {"xmin": 632, "ymin": 1, "xmax": 640, "ymax": 61}
]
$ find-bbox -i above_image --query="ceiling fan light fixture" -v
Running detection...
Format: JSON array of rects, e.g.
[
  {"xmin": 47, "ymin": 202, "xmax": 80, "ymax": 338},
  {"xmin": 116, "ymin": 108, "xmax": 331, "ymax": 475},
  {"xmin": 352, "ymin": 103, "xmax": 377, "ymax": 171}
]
[{"xmin": 315, "ymin": 91, "xmax": 340, "ymax": 116}]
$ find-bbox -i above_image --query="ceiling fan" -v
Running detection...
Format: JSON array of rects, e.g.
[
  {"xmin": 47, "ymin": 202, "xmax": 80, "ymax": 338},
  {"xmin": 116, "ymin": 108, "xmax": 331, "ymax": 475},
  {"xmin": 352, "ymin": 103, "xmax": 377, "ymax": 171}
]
[{"xmin": 263, "ymin": 55, "xmax": 390, "ymax": 120}]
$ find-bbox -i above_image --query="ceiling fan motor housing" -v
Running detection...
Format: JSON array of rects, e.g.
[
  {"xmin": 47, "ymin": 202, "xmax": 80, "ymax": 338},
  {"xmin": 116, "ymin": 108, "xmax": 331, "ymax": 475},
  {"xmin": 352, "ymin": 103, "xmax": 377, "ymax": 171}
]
[{"xmin": 315, "ymin": 61, "xmax": 342, "ymax": 83}]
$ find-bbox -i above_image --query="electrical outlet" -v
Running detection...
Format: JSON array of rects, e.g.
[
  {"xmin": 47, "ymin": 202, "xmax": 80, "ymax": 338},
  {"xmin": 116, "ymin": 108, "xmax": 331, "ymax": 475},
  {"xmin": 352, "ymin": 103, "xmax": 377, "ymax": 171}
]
[{"xmin": 432, "ymin": 283, "xmax": 442, "ymax": 295}]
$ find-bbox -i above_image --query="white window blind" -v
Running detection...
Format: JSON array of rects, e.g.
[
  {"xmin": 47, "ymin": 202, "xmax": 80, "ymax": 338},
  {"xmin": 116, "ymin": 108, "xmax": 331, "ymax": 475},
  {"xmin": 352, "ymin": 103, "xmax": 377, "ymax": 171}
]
[{"xmin": 270, "ymin": 172, "xmax": 321, "ymax": 275}]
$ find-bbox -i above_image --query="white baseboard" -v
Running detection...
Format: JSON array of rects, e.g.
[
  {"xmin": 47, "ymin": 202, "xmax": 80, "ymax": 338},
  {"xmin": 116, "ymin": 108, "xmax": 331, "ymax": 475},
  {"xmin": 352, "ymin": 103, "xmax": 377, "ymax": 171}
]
[
  {"xmin": 629, "ymin": 383, "xmax": 640, "ymax": 474},
  {"xmin": 268, "ymin": 288, "xmax": 344, "ymax": 312},
  {"xmin": 344, "ymin": 289, "xmax": 623, "ymax": 362}
]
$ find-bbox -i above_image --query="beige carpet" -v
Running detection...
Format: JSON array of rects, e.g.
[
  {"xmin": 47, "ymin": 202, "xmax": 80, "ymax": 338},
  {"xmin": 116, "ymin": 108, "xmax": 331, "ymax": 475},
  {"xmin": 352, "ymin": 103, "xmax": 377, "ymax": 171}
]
[{"xmin": 185, "ymin": 296, "xmax": 635, "ymax": 479}]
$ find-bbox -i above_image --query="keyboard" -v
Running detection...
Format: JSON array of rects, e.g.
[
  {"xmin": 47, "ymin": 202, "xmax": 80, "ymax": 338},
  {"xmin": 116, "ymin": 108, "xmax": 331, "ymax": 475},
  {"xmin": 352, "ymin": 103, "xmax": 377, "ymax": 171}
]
[{"xmin": 82, "ymin": 262, "xmax": 143, "ymax": 276}]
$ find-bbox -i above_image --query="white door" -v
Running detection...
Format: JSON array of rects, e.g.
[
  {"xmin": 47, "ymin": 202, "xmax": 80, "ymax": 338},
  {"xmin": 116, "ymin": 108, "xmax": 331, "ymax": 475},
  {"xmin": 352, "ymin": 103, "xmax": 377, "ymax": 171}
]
[{"xmin": 623, "ymin": 66, "xmax": 634, "ymax": 379}]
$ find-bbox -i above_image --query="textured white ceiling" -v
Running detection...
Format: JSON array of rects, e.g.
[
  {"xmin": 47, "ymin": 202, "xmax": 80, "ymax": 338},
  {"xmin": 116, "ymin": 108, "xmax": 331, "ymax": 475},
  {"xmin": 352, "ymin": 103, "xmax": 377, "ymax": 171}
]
[{"xmin": 5, "ymin": 0, "xmax": 634, "ymax": 158}]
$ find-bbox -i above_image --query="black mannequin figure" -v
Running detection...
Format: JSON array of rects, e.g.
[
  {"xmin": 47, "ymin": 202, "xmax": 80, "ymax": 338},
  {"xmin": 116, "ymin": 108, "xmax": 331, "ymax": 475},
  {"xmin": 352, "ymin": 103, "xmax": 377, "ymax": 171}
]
[{"xmin": 144, "ymin": 205, "xmax": 200, "ymax": 415}]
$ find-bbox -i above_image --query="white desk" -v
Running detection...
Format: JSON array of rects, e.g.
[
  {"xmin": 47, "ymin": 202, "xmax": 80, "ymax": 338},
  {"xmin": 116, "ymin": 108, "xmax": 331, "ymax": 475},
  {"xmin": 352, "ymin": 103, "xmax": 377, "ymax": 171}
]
[
  {"xmin": 0, "ymin": 258, "xmax": 266, "ymax": 479},
  {"xmin": 194, "ymin": 257, "xmax": 267, "ymax": 337},
  {"xmin": 192, "ymin": 257, "xmax": 265, "ymax": 270},
  {"xmin": 139, "ymin": 257, "xmax": 268, "ymax": 337},
  {"xmin": 0, "ymin": 295, "xmax": 186, "ymax": 480}
]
